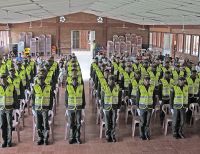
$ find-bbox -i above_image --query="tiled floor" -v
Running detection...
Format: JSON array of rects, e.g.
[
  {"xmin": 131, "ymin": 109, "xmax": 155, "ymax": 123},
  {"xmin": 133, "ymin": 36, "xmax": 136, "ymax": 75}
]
[{"xmin": 1, "ymin": 52, "xmax": 200, "ymax": 154}]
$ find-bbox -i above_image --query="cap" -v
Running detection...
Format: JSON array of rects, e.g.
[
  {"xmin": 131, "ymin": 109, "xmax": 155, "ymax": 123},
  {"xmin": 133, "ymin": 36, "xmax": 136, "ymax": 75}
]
[
  {"xmin": 108, "ymin": 75, "xmax": 115, "ymax": 81},
  {"xmin": 38, "ymin": 67, "xmax": 46, "ymax": 72},
  {"xmin": 165, "ymin": 71, "xmax": 171, "ymax": 74},
  {"xmin": 134, "ymin": 70, "xmax": 140, "ymax": 74},
  {"xmin": 192, "ymin": 69, "xmax": 197, "ymax": 73},
  {"xmin": 9, "ymin": 68, "xmax": 15, "ymax": 72},
  {"xmin": 0, "ymin": 73, "xmax": 7, "ymax": 78},
  {"xmin": 144, "ymin": 75, "xmax": 150, "ymax": 80},
  {"xmin": 178, "ymin": 76, "xmax": 185, "ymax": 80}
]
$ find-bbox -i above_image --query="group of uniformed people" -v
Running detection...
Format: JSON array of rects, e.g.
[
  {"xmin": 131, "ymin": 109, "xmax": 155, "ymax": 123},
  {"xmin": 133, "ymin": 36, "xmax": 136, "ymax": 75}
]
[
  {"xmin": 90, "ymin": 52, "xmax": 200, "ymax": 141},
  {"xmin": 0, "ymin": 50, "xmax": 199, "ymax": 147}
]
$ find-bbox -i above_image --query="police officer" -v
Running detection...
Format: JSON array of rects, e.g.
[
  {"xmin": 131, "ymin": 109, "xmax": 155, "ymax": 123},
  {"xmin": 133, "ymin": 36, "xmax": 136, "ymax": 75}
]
[
  {"xmin": 32, "ymin": 74, "xmax": 54, "ymax": 145},
  {"xmin": 158, "ymin": 71, "xmax": 174, "ymax": 125},
  {"xmin": 170, "ymin": 76, "xmax": 188, "ymax": 139},
  {"xmin": 0, "ymin": 56, "xmax": 7, "ymax": 76},
  {"xmin": 65, "ymin": 76, "xmax": 85, "ymax": 144},
  {"xmin": 0, "ymin": 73, "xmax": 18, "ymax": 147},
  {"xmin": 136, "ymin": 75, "xmax": 157, "ymax": 140},
  {"xmin": 186, "ymin": 70, "xmax": 200, "ymax": 124},
  {"xmin": 101, "ymin": 75, "xmax": 122, "ymax": 142}
]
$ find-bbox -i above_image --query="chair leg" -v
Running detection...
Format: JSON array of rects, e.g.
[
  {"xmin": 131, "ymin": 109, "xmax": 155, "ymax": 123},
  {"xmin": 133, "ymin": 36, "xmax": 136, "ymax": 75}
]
[
  {"xmin": 16, "ymin": 126, "xmax": 20, "ymax": 142},
  {"xmin": 64, "ymin": 123, "xmax": 68, "ymax": 140},
  {"xmin": 125, "ymin": 109, "xmax": 128, "ymax": 124},
  {"xmin": 51, "ymin": 125, "xmax": 54, "ymax": 143},
  {"xmin": 132, "ymin": 121, "xmax": 136, "ymax": 137},
  {"xmin": 164, "ymin": 121, "xmax": 168, "ymax": 136},
  {"xmin": 96, "ymin": 108, "xmax": 100, "ymax": 125},
  {"xmin": 100, "ymin": 123, "xmax": 103, "ymax": 138},
  {"xmin": 190, "ymin": 116, "xmax": 193, "ymax": 126}
]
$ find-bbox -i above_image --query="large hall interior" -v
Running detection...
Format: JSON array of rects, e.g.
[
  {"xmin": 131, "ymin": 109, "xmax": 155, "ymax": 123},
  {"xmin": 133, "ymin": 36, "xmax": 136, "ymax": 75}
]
[{"xmin": 0, "ymin": 0, "xmax": 200, "ymax": 154}]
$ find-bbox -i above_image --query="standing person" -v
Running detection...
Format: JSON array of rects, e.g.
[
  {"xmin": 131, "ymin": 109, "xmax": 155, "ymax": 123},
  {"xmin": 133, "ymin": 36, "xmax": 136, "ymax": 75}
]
[
  {"xmin": 170, "ymin": 77, "xmax": 188, "ymax": 139},
  {"xmin": 0, "ymin": 73, "xmax": 18, "ymax": 148},
  {"xmin": 101, "ymin": 75, "xmax": 122, "ymax": 142},
  {"xmin": 32, "ymin": 74, "xmax": 54, "ymax": 145},
  {"xmin": 185, "ymin": 70, "xmax": 200, "ymax": 124},
  {"xmin": 136, "ymin": 75, "xmax": 157, "ymax": 140},
  {"xmin": 65, "ymin": 76, "xmax": 85, "ymax": 144}
]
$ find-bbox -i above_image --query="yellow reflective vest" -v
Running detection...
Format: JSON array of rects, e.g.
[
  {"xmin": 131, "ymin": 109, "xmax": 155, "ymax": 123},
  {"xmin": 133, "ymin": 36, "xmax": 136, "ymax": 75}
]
[
  {"xmin": 173, "ymin": 85, "xmax": 188, "ymax": 109},
  {"xmin": 0, "ymin": 84, "xmax": 14, "ymax": 110}
]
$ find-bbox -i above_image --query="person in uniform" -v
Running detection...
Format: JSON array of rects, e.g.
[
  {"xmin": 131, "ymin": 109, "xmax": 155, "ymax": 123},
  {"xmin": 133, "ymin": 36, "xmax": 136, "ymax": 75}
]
[
  {"xmin": 65, "ymin": 76, "xmax": 85, "ymax": 144},
  {"xmin": 136, "ymin": 75, "xmax": 157, "ymax": 140},
  {"xmin": 170, "ymin": 77, "xmax": 188, "ymax": 139},
  {"xmin": 101, "ymin": 75, "xmax": 122, "ymax": 142},
  {"xmin": 0, "ymin": 73, "xmax": 18, "ymax": 147},
  {"xmin": 32, "ymin": 74, "xmax": 54, "ymax": 145}
]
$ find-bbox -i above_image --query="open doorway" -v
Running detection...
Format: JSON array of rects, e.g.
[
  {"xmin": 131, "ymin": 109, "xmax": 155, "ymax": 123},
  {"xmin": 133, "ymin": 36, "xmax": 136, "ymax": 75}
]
[{"xmin": 71, "ymin": 30, "xmax": 95, "ymax": 52}]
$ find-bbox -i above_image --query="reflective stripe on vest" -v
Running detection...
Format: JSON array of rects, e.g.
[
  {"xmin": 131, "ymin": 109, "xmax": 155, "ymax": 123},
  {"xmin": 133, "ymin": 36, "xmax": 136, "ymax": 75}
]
[
  {"xmin": 173, "ymin": 85, "xmax": 188, "ymax": 109},
  {"xmin": 186, "ymin": 77, "xmax": 200, "ymax": 95},
  {"xmin": 104, "ymin": 85, "xmax": 119, "ymax": 106},
  {"xmin": 34, "ymin": 84, "xmax": 51, "ymax": 110},
  {"xmin": 67, "ymin": 85, "xmax": 83, "ymax": 109},
  {"xmin": 139, "ymin": 85, "xmax": 154, "ymax": 109},
  {"xmin": 0, "ymin": 84, "xmax": 14, "ymax": 109},
  {"xmin": 149, "ymin": 71, "xmax": 160, "ymax": 86},
  {"xmin": 131, "ymin": 79, "xmax": 142, "ymax": 97}
]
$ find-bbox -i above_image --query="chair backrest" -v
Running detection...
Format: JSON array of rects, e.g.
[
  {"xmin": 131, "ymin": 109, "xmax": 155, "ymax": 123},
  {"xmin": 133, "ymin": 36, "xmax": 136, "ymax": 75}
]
[
  {"xmin": 13, "ymin": 109, "xmax": 21, "ymax": 122},
  {"xmin": 20, "ymin": 99, "xmax": 26, "ymax": 111},
  {"xmin": 162, "ymin": 104, "xmax": 171, "ymax": 115},
  {"xmin": 131, "ymin": 105, "xmax": 138, "ymax": 116},
  {"xmin": 48, "ymin": 110, "xmax": 54, "ymax": 122},
  {"xmin": 25, "ymin": 89, "xmax": 31, "ymax": 100},
  {"xmin": 189, "ymin": 103, "xmax": 200, "ymax": 115},
  {"xmin": 116, "ymin": 109, "xmax": 120, "ymax": 124}
]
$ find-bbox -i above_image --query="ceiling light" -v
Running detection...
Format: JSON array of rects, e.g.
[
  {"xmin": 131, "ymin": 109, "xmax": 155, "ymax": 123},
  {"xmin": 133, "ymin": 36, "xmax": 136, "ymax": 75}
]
[
  {"xmin": 60, "ymin": 16, "xmax": 66, "ymax": 23},
  {"xmin": 97, "ymin": 16, "xmax": 103, "ymax": 23}
]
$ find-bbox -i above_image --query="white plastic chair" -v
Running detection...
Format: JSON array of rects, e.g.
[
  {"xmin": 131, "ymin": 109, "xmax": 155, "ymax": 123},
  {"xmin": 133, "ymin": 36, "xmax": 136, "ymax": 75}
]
[
  {"xmin": 12, "ymin": 109, "xmax": 21, "ymax": 142},
  {"xmin": 162, "ymin": 104, "xmax": 172, "ymax": 136},
  {"xmin": 189, "ymin": 103, "xmax": 200, "ymax": 126},
  {"xmin": 125, "ymin": 98, "xmax": 132, "ymax": 124},
  {"xmin": 32, "ymin": 110, "xmax": 54, "ymax": 143},
  {"xmin": 64, "ymin": 109, "xmax": 86, "ymax": 142},
  {"xmin": 19, "ymin": 99, "xmax": 26, "ymax": 128},
  {"xmin": 131, "ymin": 106, "xmax": 140, "ymax": 137},
  {"xmin": 25, "ymin": 89, "xmax": 31, "ymax": 115},
  {"xmin": 99, "ymin": 109, "xmax": 120, "ymax": 139}
]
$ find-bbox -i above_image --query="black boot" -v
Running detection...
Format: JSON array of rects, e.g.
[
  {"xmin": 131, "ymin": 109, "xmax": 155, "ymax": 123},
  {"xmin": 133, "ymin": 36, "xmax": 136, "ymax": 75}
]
[
  {"xmin": 37, "ymin": 139, "xmax": 44, "ymax": 145},
  {"xmin": 1, "ymin": 141, "xmax": 7, "ymax": 148}
]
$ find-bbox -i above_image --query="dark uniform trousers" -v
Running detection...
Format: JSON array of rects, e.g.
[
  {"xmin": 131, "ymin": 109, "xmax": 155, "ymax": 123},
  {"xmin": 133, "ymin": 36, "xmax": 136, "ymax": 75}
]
[
  {"xmin": 160, "ymin": 99, "xmax": 170, "ymax": 125},
  {"xmin": 0, "ymin": 110, "xmax": 13, "ymax": 144},
  {"xmin": 172, "ymin": 108, "xmax": 186, "ymax": 136},
  {"xmin": 68, "ymin": 109, "xmax": 82, "ymax": 139},
  {"xmin": 139, "ymin": 109, "xmax": 152, "ymax": 138},
  {"xmin": 104, "ymin": 109, "xmax": 117, "ymax": 138},
  {"xmin": 36, "ymin": 110, "xmax": 49, "ymax": 141}
]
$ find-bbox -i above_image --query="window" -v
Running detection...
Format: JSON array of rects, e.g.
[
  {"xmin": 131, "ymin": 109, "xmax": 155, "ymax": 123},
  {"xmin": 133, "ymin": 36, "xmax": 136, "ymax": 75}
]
[
  {"xmin": 0, "ymin": 31, "xmax": 9, "ymax": 47},
  {"xmin": 152, "ymin": 32, "xmax": 157, "ymax": 47},
  {"xmin": 156, "ymin": 32, "xmax": 161, "ymax": 47},
  {"xmin": 185, "ymin": 35, "xmax": 191, "ymax": 54},
  {"xmin": 177, "ymin": 34, "xmax": 183, "ymax": 52},
  {"xmin": 192, "ymin": 35, "xmax": 199, "ymax": 56}
]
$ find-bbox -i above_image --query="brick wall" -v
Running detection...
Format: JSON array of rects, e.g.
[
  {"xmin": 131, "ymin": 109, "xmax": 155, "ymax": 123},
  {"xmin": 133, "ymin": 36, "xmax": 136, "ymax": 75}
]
[{"xmin": 10, "ymin": 12, "xmax": 149, "ymax": 54}]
